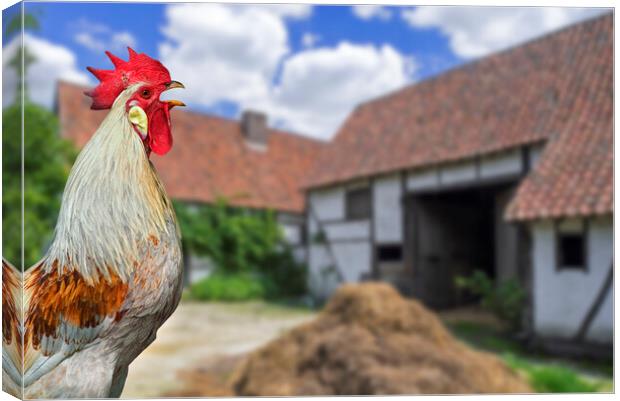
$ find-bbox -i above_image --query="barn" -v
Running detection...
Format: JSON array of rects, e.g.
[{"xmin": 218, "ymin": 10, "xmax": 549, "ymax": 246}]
[
  {"xmin": 55, "ymin": 82, "xmax": 326, "ymax": 285},
  {"xmin": 303, "ymin": 14, "xmax": 613, "ymax": 350}
]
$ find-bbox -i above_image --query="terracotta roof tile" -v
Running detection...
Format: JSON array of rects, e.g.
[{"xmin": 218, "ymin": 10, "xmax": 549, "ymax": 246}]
[
  {"xmin": 56, "ymin": 82, "xmax": 326, "ymax": 213},
  {"xmin": 305, "ymin": 14, "xmax": 612, "ymax": 221}
]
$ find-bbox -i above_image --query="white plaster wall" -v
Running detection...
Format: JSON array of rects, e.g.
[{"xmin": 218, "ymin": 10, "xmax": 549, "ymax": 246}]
[
  {"xmin": 188, "ymin": 255, "xmax": 214, "ymax": 284},
  {"xmin": 532, "ymin": 217, "xmax": 613, "ymax": 343},
  {"xmin": 439, "ymin": 161, "xmax": 477, "ymax": 185},
  {"xmin": 308, "ymin": 214, "xmax": 319, "ymax": 237},
  {"xmin": 292, "ymin": 246, "xmax": 306, "ymax": 265},
  {"xmin": 373, "ymin": 175, "xmax": 403, "ymax": 243},
  {"xmin": 281, "ymin": 223, "xmax": 301, "ymax": 245},
  {"xmin": 332, "ymin": 241, "xmax": 372, "ymax": 282},
  {"xmin": 307, "ymin": 185, "xmax": 372, "ymax": 299},
  {"xmin": 407, "ymin": 168, "xmax": 440, "ymax": 191},
  {"xmin": 309, "ymin": 187, "xmax": 345, "ymax": 221},
  {"xmin": 480, "ymin": 149, "xmax": 522, "ymax": 179},
  {"xmin": 308, "ymin": 244, "xmax": 341, "ymax": 300},
  {"xmin": 324, "ymin": 220, "xmax": 370, "ymax": 241},
  {"xmin": 307, "ymin": 238, "xmax": 371, "ymax": 299},
  {"xmin": 587, "ymin": 283, "xmax": 613, "ymax": 342}
]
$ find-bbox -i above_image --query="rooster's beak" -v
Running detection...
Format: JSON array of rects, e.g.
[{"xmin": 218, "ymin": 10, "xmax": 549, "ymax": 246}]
[
  {"xmin": 165, "ymin": 81, "xmax": 185, "ymax": 109},
  {"xmin": 166, "ymin": 100, "xmax": 186, "ymax": 109},
  {"xmin": 165, "ymin": 81, "xmax": 185, "ymax": 90}
]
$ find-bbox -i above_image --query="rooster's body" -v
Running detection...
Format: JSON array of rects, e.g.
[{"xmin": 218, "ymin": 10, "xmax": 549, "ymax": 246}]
[{"xmin": 2, "ymin": 49, "xmax": 185, "ymax": 398}]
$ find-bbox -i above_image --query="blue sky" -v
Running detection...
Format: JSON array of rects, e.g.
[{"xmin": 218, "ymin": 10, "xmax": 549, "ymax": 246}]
[{"xmin": 2, "ymin": 3, "xmax": 606, "ymax": 139}]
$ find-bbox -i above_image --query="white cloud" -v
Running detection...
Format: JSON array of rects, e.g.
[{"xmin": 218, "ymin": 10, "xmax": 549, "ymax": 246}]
[
  {"xmin": 352, "ymin": 5, "xmax": 392, "ymax": 21},
  {"xmin": 111, "ymin": 32, "xmax": 137, "ymax": 50},
  {"xmin": 159, "ymin": 3, "xmax": 294, "ymax": 107},
  {"xmin": 3, "ymin": 34, "xmax": 91, "ymax": 108},
  {"xmin": 249, "ymin": 4, "xmax": 312, "ymax": 19},
  {"xmin": 402, "ymin": 6, "xmax": 606, "ymax": 58},
  {"xmin": 301, "ymin": 32, "xmax": 320, "ymax": 48},
  {"xmin": 259, "ymin": 43, "xmax": 415, "ymax": 139},
  {"xmin": 159, "ymin": 3, "xmax": 413, "ymax": 139},
  {"xmin": 73, "ymin": 19, "xmax": 137, "ymax": 53},
  {"xmin": 74, "ymin": 32, "xmax": 137, "ymax": 53}
]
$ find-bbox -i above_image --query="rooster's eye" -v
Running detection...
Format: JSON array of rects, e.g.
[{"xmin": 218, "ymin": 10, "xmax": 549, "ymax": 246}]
[{"xmin": 141, "ymin": 89, "xmax": 152, "ymax": 99}]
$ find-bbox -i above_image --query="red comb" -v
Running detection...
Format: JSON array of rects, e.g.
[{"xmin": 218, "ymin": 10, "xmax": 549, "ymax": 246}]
[{"xmin": 85, "ymin": 47, "xmax": 171, "ymax": 110}]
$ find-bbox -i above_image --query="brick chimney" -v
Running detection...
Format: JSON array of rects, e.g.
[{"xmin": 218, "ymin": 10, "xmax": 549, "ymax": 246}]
[{"xmin": 241, "ymin": 110, "xmax": 269, "ymax": 146}]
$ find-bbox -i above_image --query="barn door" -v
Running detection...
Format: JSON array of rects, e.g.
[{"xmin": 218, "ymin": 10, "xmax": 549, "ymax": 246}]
[
  {"xmin": 408, "ymin": 195, "xmax": 485, "ymax": 309},
  {"xmin": 409, "ymin": 198, "xmax": 451, "ymax": 308}
]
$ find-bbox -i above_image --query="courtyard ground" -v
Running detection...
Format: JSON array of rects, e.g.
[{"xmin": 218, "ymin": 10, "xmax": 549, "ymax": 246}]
[{"xmin": 121, "ymin": 300, "xmax": 315, "ymax": 398}]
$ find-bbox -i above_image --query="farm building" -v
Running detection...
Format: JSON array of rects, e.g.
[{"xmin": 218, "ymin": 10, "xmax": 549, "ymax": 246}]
[
  {"xmin": 55, "ymin": 82, "xmax": 326, "ymax": 284},
  {"xmin": 304, "ymin": 13, "xmax": 613, "ymax": 351}
]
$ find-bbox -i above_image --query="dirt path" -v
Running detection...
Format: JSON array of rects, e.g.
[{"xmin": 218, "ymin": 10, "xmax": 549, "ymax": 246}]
[{"xmin": 121, "ymin": 300, "xmax": 316, "ymax": 398}]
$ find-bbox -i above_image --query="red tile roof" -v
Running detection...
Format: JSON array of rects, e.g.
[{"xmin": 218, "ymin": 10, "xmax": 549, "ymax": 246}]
[
  {"xmin": 306, "ymin": 14, "xmax": 612, "ymax": 221},
  {"xmin": 505, "ymin": 16, "xmax": 613, "ymax": 221},
  {"xmin": 56, "ymin": 82, "xmax": 326, "ymax": 213}
]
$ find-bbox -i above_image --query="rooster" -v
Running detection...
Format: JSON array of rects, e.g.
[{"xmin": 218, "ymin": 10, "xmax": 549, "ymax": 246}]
[{"xmin": 2, "ymin": 48, "xmax": 185, "ymax": 398}]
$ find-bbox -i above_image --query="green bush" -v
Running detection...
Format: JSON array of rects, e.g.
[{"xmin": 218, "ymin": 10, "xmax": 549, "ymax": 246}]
[
  {"xmin": 175, "ymin": 199, "xmax": 307, "ymax": 300},
  {"xmin": 455, "ymin": 270, "xmax": 525, "ymax": 329},
  {"xmin": 189, "ymin": 273, "xmax": 265, "ymax": 301},
  {"xmin": 256, "ymin": 248, "xmax": 306, "ymax": 298}
]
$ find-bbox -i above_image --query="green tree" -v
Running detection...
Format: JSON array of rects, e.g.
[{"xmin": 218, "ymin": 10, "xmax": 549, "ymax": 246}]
[
  {"xmin": 175, "ymin": 199, "xmax": 307, "ymax": 299},
  {"xmin": 2, "ymin": 12, "xmax": 77, "ymax": 268},
  {"xmin": 6, "ymin": 9, "xmax": 39, "ymax": 103},
  {"xmin": 175, "ymin": 199, "xmax": 282, "ymax": 273}
]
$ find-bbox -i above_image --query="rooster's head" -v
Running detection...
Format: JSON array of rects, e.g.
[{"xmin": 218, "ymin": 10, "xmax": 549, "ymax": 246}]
[{"xmin": 85, "ymin": 47, "xmax": 184, "ymax": 156}]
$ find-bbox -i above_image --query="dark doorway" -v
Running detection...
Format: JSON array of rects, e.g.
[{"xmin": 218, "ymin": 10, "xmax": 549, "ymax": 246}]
[{"xmin": 407, "ymin": 184, "xmax": 512, "ymax": 309}]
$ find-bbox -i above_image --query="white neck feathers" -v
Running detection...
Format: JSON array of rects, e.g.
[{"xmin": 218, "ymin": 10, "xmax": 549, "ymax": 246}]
[{"xmin": 44, "ymin": 85, "xmax": 173, "ymax": 284}]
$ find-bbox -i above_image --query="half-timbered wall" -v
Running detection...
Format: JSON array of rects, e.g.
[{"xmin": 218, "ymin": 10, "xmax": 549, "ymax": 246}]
[
  {"xmin": 531, "ymin": 216, "xmax": 613, "ymax": 344},
  {"xmin": 306, "ymin": 185, "xmax": 372, "ymax": 300},
  {"xmin": 306, "ymin": 145, "xmax": 543, "ymax": 299}
]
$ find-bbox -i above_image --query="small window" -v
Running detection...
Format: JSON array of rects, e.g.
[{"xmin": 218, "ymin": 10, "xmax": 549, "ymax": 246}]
[
  {"xmin": 377, "ymin": 245, "xmax": 402, "ymax": 262},
  {"xmin": 556, "ymin": 220, "xmax": 587, "ymax": 271},
  {"xmin": 345, "ymin": 187, "xmax": 371, "ymax": 220}
]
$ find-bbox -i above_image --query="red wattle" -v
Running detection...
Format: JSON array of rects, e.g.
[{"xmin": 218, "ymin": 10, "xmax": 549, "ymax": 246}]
[{"xmin": 148, "ymin": 105, "xmax": 173, "ymax": 155}]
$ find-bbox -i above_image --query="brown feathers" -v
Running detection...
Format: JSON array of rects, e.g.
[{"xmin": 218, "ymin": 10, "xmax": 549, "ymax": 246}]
[
  {"xmin": 2, "ymin": 259, "xmax": 20, "ymax": 345},
  {"xmin": 25, "ymin": 263, "xmax": 128, "ymax": 350}
]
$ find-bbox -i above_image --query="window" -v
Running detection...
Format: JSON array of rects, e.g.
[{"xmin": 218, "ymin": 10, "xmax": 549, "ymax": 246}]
[
  {"xmin": 377, "ymin": 244, "xmax": 402, "ymax": 262},
  {"xmin": 556, "ymin": 220, "xmax": 587, "ymax": 271},
  {"xmin": 345, "ymin": 187, "xmax": 371, "ymax": 220}
]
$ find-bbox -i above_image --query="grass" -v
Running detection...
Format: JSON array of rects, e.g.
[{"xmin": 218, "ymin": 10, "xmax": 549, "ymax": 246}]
[
  {"xmin": 188, "ymin": 273, "xmax": 266, "ymax": 301},
  {"xmin": 449, "ymin": 320, "xmax": 526, "ymax": 354},
  {"xmin": 503, "ymin": 353, "xmax": 605, "ymax": 393},
  {"xmin": 447, "ymin": 320, "xmax": 613, "ymax": 393}
]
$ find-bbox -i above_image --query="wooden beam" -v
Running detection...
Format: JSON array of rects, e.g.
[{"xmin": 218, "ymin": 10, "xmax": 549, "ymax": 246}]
[
  {"xmin": 369, "ymin": 177, "xmax": 378, "ymax": 279},
  {"xmin": 574, "ymin": 262, "xmax": 613, "ymax": 342},
  {"xmin": 307, "ymin": 202, "xmax": 346, "ymax": 284}
]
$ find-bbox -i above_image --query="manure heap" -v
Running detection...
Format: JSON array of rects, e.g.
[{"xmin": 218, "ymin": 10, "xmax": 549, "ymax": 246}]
[{"xmin": 232, "ymin": 283, "xmax": 531, "ymax": 395}]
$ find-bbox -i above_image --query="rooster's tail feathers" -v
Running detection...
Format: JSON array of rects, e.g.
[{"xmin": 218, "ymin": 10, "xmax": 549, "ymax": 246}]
[{"xmin": 2, "ymin": 257, "xmax": 24, "ymax": 391}]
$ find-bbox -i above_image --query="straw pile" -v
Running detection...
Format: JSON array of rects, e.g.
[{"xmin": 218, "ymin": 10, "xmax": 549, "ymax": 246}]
[{"xmin": 231, "ymin": 282, "xmax": 531, "ymax": 395}]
